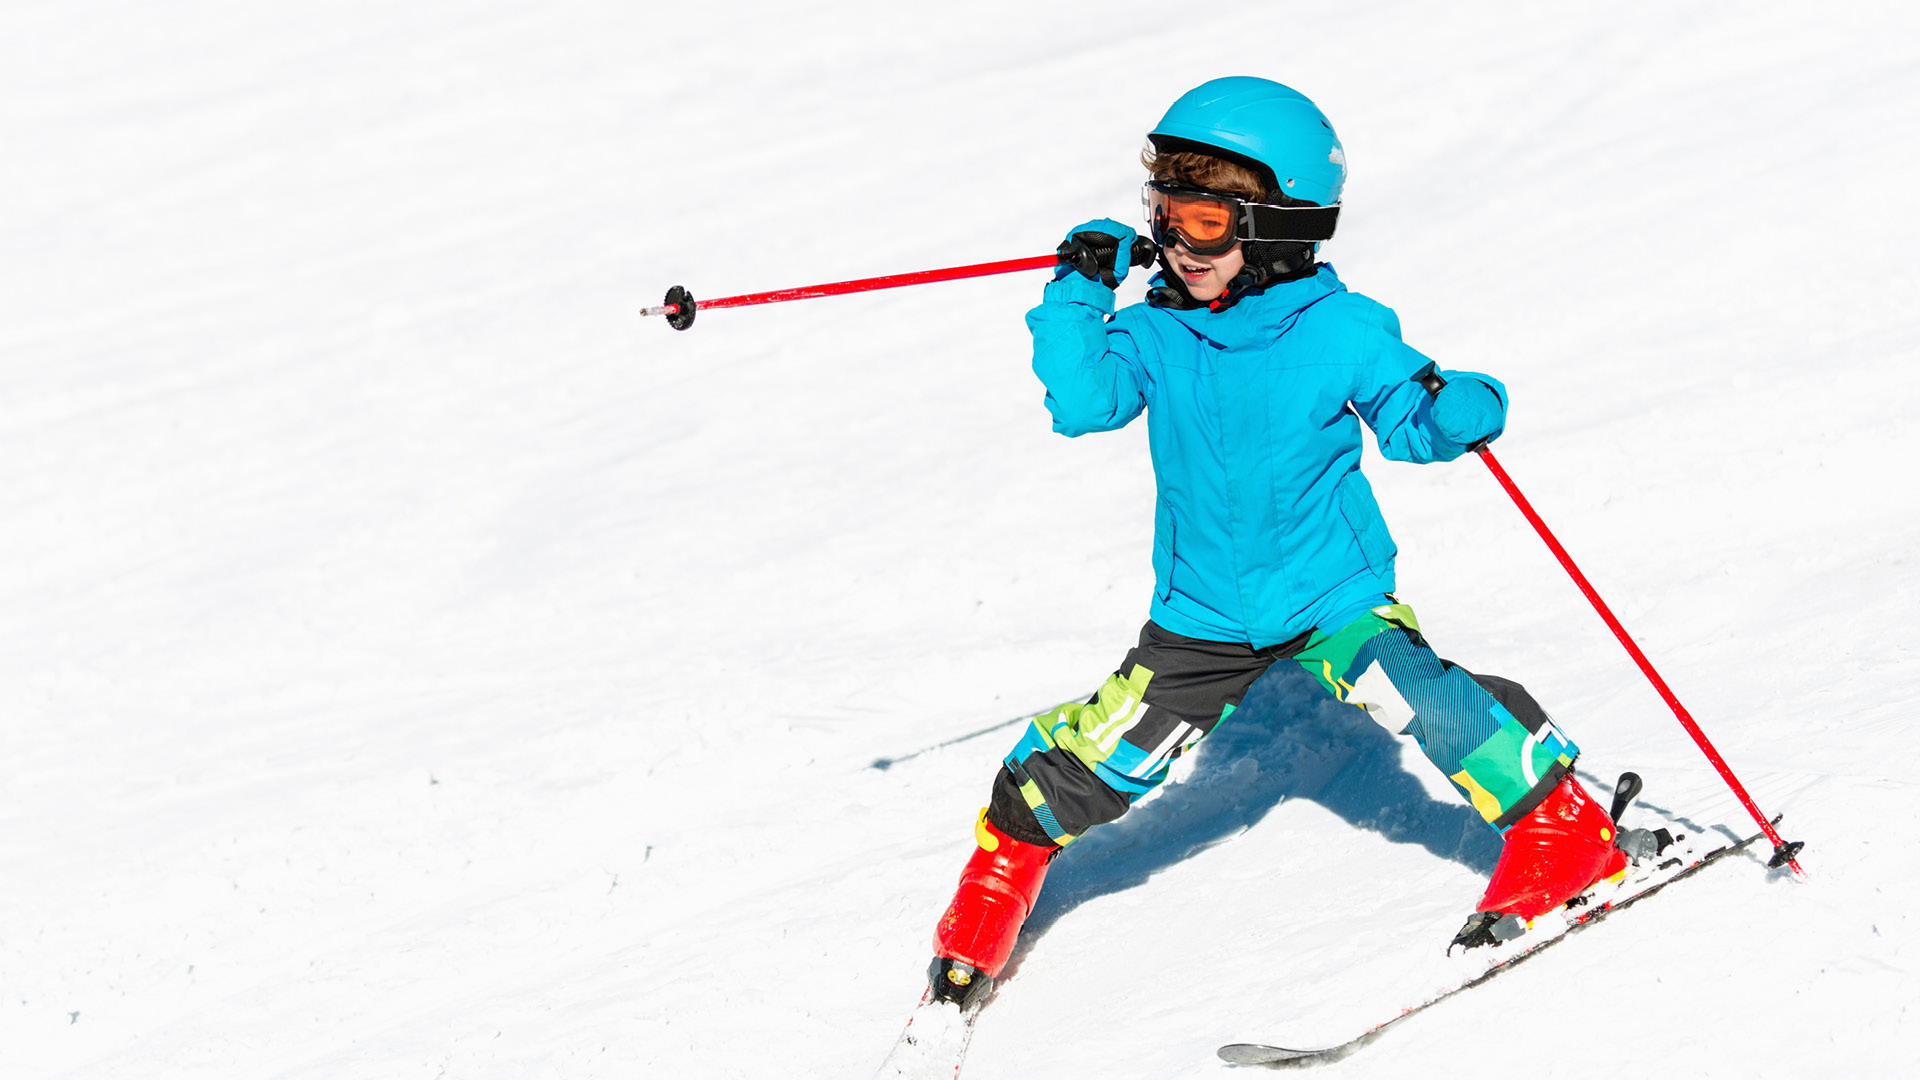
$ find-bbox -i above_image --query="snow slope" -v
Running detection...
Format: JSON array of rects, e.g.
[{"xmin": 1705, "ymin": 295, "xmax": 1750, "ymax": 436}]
[{"xmin": 3, "ymin": 2, "xmax": 1917, "ymax": 1077}]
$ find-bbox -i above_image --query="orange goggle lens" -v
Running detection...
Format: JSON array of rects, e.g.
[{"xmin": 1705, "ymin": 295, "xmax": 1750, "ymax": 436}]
[{"xmin": 1143, "ymin": 184, "xmax": 1243, "ymax": 255}]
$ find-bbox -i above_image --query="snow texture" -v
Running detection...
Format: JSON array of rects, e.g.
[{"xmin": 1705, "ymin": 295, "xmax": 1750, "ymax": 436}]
[{"xmin": 2, "ymin": 2, "xmax": 1916, "ymax": 1077}]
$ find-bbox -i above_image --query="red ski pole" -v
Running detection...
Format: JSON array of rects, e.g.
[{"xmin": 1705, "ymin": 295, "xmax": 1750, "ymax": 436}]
[
  {"xmin": 641, "ymin": 236, "xmax": 1159, "ymax": 330},
  {"xmin": 640, "ymin": 254, "xmax": 1058, "ymax": 330},
  {"xmin": 1416, "ymin": 367, "xmax": 1806, "ymax": 877}
]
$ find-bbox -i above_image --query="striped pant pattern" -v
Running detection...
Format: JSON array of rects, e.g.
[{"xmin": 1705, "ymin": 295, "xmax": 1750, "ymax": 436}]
[{"xmin": 987, "ymin": 602, "xmax": 1577, "ymax": 849}]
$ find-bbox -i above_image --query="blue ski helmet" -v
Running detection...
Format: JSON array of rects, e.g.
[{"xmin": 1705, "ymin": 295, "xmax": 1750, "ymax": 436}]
[{"xmin": 1148, "ymin": 77, "xmax": 1346, "ymax": 207}]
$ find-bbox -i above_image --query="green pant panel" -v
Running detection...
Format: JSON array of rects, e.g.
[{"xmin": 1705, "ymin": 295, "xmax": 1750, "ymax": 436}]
[{"xmin": 990, "ymin": 605, "xmax": 1578, "ymax": 848}]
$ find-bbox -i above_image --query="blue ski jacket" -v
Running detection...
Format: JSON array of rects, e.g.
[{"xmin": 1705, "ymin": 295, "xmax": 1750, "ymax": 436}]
[{"xmin": 1029, "ymin": 264, "xmax": 1492, "ymax": 649}]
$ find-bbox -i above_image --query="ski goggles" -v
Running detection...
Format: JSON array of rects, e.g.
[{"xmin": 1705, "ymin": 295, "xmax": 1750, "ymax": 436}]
[{"xmin": 1141, "ymin": 180, "xmax": 1341, "ymax": 256}]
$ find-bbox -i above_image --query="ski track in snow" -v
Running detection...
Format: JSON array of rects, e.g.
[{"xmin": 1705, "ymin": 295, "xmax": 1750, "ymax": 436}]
[{"xmin": 3, "ymin": 2, "xmax": 1917, "ymax": 1077}]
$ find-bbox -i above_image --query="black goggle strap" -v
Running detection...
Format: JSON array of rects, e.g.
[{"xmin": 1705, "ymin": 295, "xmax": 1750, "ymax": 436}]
[{"xmin": 1237, "ymin": 202, "xmax": 1341, "ymax": 243}]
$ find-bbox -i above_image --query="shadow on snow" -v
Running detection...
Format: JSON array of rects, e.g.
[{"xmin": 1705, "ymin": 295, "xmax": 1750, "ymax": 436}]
[{"xmin": 1011, "ymin": 662, "xmax": 1502, "ymax": 951}]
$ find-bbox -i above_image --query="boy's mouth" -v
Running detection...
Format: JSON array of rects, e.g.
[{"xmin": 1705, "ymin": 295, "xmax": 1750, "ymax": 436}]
[{"xmin": 1178, "ymin": 259, "xmax": 1211, "ymax": 281}]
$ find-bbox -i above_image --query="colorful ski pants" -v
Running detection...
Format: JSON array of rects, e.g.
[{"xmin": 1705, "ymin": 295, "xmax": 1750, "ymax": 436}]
[{"xmin": 987, "ymin": 602, "xmax": 1578, "ymax": 849}]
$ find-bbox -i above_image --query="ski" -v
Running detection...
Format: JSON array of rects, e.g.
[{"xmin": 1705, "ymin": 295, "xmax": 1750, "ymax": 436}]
[
  {"xmin": 1218, "ymin": 816, "xmax": 1781, "ymax": 1067},
  {"xmin": 873, "ymin": 990, "xmax": 980, "ymax": 1080}
]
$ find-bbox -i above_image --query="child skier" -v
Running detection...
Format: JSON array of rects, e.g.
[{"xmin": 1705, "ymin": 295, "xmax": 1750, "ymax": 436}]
[{"xmin": 926, "ymin": 77, "xmax": 1630, "ymax": 1007}]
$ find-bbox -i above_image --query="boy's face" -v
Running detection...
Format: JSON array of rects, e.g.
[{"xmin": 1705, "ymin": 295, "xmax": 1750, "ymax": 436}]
[{"xmin": 1166, "ymin": 237, "xmax": 1244, "ymax": 303}]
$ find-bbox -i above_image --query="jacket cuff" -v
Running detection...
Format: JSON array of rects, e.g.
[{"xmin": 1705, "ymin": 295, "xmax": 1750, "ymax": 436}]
[{"xmin": 1040, "ymin": 273, "xmax": 1116, "ymax": 316}]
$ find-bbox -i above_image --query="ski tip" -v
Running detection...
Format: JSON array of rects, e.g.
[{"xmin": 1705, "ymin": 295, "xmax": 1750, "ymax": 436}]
[{"xmin": 1218, "ymin": 1042, "xmax": 1325, "ymax": 1065}]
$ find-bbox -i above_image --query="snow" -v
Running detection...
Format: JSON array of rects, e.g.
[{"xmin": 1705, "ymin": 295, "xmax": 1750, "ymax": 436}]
[{"xmin": 3, "ymin": 2, "xmax": 1916, "ymax": 1076}]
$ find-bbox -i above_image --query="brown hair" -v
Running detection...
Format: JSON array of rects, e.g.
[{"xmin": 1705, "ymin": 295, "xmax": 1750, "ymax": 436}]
[{"xmin": 1139, "ymin": 146, "xmax": 1267, "ymax": 202}]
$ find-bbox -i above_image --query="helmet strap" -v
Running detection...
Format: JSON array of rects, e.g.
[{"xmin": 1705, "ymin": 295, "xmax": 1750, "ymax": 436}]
[
  {"xmin": 1245, "ymin": 240, "xmax": 1318, "ymax": 285},
  {"xmin": 1148, "ymin": 242, "xmax": 1319, "ymax": 312},
  {"xmin": 1147, "ymin": 247, "xmax": 1206, "ymax": 310},
  {"xmin": 1244, "ymin": 184, "xmax": 1323, "ymax": 287}
]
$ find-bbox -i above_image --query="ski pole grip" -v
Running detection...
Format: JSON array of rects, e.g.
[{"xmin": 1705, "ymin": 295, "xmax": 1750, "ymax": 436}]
[
  {"xmin": 1058, "ymin": 233, "xmax": 1159, "ymax": 287},
  {"xmin": 1414, "ymin": 362, "xmax": 1447, "ymax": 398},
  {"xmin": 1410, "ymin": 362, "xmax": 1491, "ymax": 453}
]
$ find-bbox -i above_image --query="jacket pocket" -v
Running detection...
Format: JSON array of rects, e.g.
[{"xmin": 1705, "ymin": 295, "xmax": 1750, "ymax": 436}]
[
  {"xmin": 1337, "ymin": 472, "xmax": 1397, "ymax": 576},
  {"xmin": 1152, "ymin": 498, "xmax": 1176, "ymax": 602}
]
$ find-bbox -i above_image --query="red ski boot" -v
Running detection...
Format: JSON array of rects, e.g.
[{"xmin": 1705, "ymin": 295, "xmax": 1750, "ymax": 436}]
[
  {"xmin": 1452, "ymin": 772, "xmax": 1629, "ymax": 949},
  {"xmin": 928, "ymin": 810, "xmax": 1055, "ymax": 1007}
]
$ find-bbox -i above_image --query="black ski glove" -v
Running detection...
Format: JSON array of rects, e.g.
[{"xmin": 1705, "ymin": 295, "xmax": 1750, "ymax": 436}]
[{"xmin": 1055, "ymin": 219, "xmax": 1160, "ymax": 288}]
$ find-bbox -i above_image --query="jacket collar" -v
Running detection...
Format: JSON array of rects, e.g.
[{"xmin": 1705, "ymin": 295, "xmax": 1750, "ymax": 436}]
[{"xmin": 1151, "ymin": 263, "xmax": 1346, "ymax": 347}]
